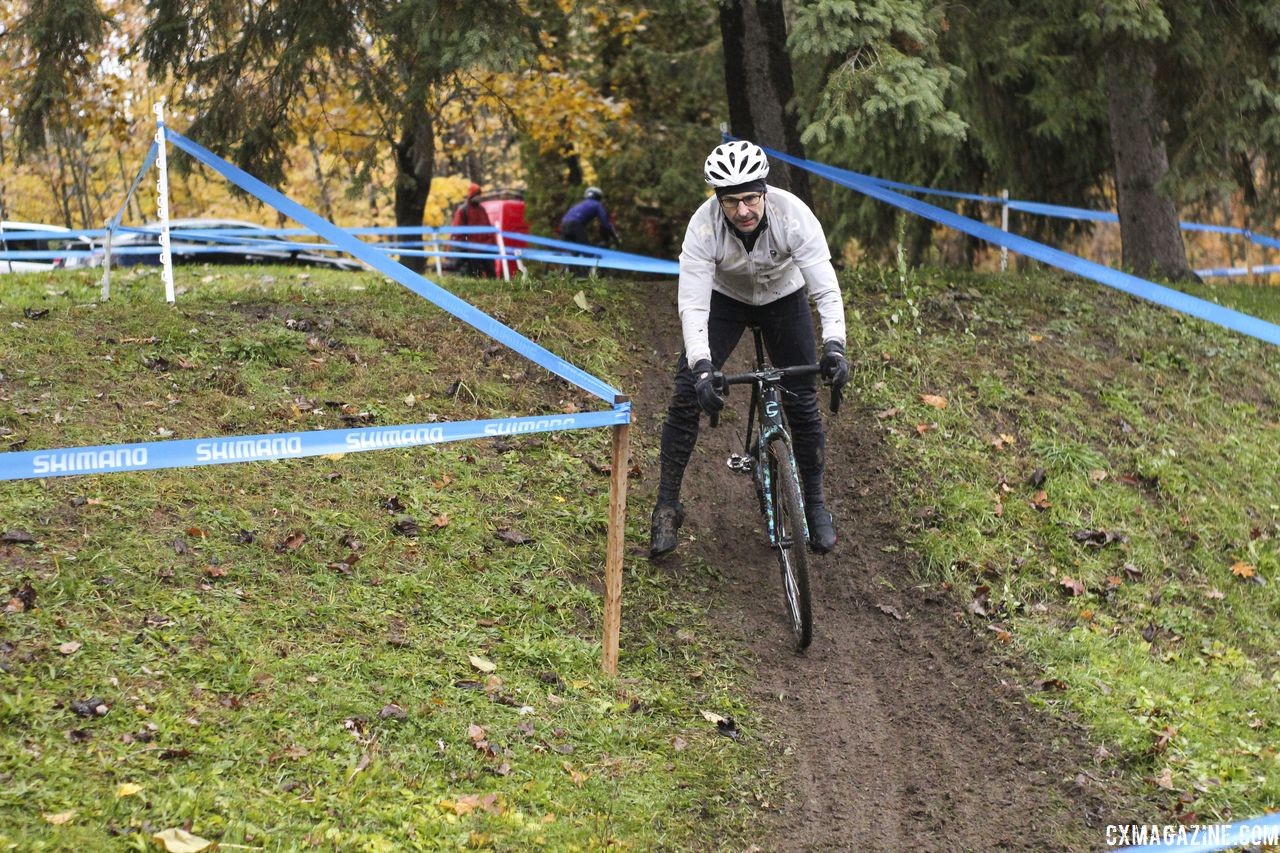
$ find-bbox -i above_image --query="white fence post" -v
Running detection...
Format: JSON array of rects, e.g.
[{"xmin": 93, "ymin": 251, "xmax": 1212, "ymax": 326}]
[
  {"xmin": 1000, "ymin": 188, "xmax": 1010, "ymax": 273},
  {"xmin": 154, "ymin": 100, "xmax": 176, "ymax": 304},
  {"xmin": 100, "ymin": 229, "xmax": 113, "ymax": 302}
]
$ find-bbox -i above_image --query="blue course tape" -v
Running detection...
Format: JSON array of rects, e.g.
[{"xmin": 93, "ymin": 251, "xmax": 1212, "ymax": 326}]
[
  {"xmin": 1113, "ymin": 812, "xmax": 1280, "ymax": 852},
  {"xmin": 753, "ymin": 142, "xmax": 1280, "ymax": 348},
  {"xmin": 0, "ymin": 408, "xmax": 630, "ymax": 482},
  {"xmin": 814, "ymin": 158, "xmax": 1277, "ymax": 250},
  {"xmin": 164, "ymin": 129, "xmax": 623, "ymax": 404}
]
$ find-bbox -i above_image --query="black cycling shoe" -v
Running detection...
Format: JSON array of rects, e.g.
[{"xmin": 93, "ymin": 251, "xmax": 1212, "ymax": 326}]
[
  {"xmin": 807, "ymin": 507, "xmax": 837, "ymax": 554},
  {"xmin": 649, "ymin": 501, "xmax": 686, "ymax": 559}
]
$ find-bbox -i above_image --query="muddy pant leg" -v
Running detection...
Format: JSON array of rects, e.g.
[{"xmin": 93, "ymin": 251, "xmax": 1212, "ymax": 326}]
[
  {"xmin": 656, "ymin": 293, "xmax": 749, "ymax": 504},
  {"xmin": 657, "ymin": 361, "xmax": 700, "ymax": 505}
]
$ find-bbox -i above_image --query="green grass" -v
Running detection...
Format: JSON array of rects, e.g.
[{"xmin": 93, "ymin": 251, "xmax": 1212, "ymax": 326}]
[
  {"xmin": 846, "ymin": 264, "xmax": 1280, "ymax": 821},
  {"xmin": 0, "ymin": 266, "xmax": 765, "ymax": 850},
  {"xmin": 7, "ymin": 259, "xmax": 1280, "ymax": 844}
]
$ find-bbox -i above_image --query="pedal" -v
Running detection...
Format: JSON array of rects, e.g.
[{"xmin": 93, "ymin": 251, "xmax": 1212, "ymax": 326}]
[{"xmin": 726, "ymin": 453, "xmax": 754, "ymax": 473}]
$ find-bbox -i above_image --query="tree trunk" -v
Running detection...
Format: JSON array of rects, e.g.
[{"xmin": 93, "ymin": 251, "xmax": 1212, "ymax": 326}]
[
  {"xmin": 1102, "ymin": 40, "xmax": 1198, "ymax": 283},
  {"xmin": 393, "ymin": 108, "xmax": 435, "ymax": 274},
  {"xmin": 718, "ymin": 0, "xmax": 811, "ymax": 207}
]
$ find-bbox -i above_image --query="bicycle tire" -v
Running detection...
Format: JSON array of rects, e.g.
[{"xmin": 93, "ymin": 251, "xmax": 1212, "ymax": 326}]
[{"xmin": 767, "ymin": 436, "xmax": 812, "ymax": 650}]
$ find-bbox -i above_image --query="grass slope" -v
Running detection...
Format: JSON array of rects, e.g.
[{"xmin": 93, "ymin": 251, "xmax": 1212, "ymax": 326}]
[
  {"xmin": 1, "ymin": 267, "xmax": 764, "ymax": 851},
  {"xmin": 845, "ymin": 265, "xmax": 1280, "ymax": 824},
  {"xmin": 4, "ymin": 260, "xmax": 1280, "ymax": 847}
]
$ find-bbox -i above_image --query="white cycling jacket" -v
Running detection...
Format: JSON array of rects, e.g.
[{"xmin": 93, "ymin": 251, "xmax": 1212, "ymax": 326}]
[{"xmin": 676, "ymin": 185, "xmax": 846, "ymax": 366}]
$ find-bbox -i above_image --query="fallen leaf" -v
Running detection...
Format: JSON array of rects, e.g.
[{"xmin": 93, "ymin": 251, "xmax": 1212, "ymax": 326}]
[
  {"xmin": 920, "ymin": 394, "xmax": 948, "ymax": 409},
  {"xmin": 494, "ymin": 527, "xmax": 533, "ymax": 545},
  {"xmin": 915, "ymin": 422, "xmax": 937, "ymax": 436},
  {"xmin": 672, "ymin": 735, "xmax": 688, "ymax": 752},
  {"xmin": 43, "ymin": 810, "xmax": 75, "ymax": 825},
  {"xmin": 1060, "ymin": 577, "xmax": 1086, "ymax": 597},
  {"xmin": 1029, "ymin": 491, "xmax": 1052, "ymax": 511},
  {"xmin": 1231, "ymin": 561, "xmax": 1256, "ymax": 579},
  {"xmin": 432, "ymin": 514, "xmax": 450, "ymax": 528},
  {"xmin": 562, "ymin": 761, "xmax": 588, "ymax": 785},
  {"xmin": 441, "ymin": 793, "xmax": 503, "ymax": 815},
  {"xmin": 1089, "ymin": 469, "xmax": 1108, "ymax": 483},
  {"xmin": 276, "ymin": 531, "xmax": 307, "ymax": 552},
  {"xmin": 391, "ymin": 517, "xmax": 420, "ymax": 537},
  {"xmin": 116, "ymin": 782, "xmax": 143, "ymax": 798},
  {"xmin": 572, "ymin": 290, "xmax": 590, "ymax": 311},
  {"xmin": 967, "ymin": 585, "xmax": 991, "ymax": 617},
  {"xmin": 988, "ymin": 624, "xmax": 1012, "ymax": 643},
  {"xmin": 1203, "ymin": 588, "xmax": 1225, "ymax": 600},
  {"xmin": 379, "ymin": 703, "xmax": 408, "ymax": 720},
  {"xmin": 875, "ymin": 603, "xmax": 905, "ymax": 620},
  {"xmin": 874, "ymin": 407, "xmax": 900, "ymax": 420},
  {"xmin": 1152, "ymin": 725, "xmax": 1178, "ymax": 754},
  {"xmin": 6, "ymin": 579, "xmax": 37, "ymax": 613},
  {"xmin": 469, "ymin": 655, "xmax": 497, "ymax": 674},
  {"xmin": 700, "ymin": 709, "xmax": 726, "ymax": 725},
  {"xmin": 58, "ymin": 641, "xmax": 82, "ymax": 655},
  {"xmin": 70, "ymin": 697, "xmax": 109, "ymax": 717},
  {"xmin": 715, "ymin": 717, "xmax": 741, "ymax": 739},
  {"xmin": 152, "ymin": 827, "xmax": 213, "ymax": 852},
  {"xmin": 1071, "ymin": 529, "xmax": 1127, "ymax": 548}
]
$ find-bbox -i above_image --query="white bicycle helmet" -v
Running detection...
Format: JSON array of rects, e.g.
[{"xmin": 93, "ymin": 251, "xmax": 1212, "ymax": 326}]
[
  {"xmin": 703, "ymin": 140, "xmax": 770, "ymax": 187},
  {"xmin": 584, "ymin": 186, "xmax": 603, "ymax": 200}
]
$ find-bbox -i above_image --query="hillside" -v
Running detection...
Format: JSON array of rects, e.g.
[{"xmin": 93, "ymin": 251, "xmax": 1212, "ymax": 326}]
[{"xmin": 3, "ymin": 263, "xmax": 1280, "ymax": 849}]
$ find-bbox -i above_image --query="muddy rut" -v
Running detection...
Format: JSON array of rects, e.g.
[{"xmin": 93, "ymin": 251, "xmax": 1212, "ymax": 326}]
[{"xmin": 621, "ymin": 282, "xmax": 1142, "ymax": 851}]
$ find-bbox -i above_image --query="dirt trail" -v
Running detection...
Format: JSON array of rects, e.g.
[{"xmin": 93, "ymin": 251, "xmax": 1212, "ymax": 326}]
[{"xmin": 625, "ymin": 283, "xmax": 1137, "ymax": 852}]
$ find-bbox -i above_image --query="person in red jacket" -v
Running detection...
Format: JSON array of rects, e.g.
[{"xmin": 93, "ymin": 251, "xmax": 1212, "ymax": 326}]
[{"xmin": 450, "ymin": 183, "xmax": 496, "ymax": 278}]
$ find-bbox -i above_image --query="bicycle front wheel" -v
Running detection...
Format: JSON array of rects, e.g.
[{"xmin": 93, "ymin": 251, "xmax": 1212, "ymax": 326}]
[{"xmin": 767, "ymin": 436, "xmax": 812, "ymax": 651}]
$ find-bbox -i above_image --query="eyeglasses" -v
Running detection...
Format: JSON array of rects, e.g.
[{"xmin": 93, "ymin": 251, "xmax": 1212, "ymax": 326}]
[{"xmin": 719, "ymin": 192, "xmax": 764, "ymax": 212}]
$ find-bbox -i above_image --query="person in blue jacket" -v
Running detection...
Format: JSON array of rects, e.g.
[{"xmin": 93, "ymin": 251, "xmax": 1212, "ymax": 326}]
[{"xmin": 559, "ymin": 187, "xmax": 619, "ymax": 249}]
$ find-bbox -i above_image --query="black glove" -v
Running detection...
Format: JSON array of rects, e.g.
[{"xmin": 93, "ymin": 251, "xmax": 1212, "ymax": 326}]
[
  {"xmin": 820, "ymin": 341, "xmax": 849, "ymax": 391},
  {"xmin": 692, "ymin": 358, "xmax": 726, "ymax": 416}
]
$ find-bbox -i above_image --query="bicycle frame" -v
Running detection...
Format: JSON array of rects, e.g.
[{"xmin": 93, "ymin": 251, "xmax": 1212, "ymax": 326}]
[
  {"xmin": 717, "ymin": 326, "xmax": 838, "ymax": 651},
  {"xmin": 725, "ymin": 327, "xmax": 819, "ymax": 549}
]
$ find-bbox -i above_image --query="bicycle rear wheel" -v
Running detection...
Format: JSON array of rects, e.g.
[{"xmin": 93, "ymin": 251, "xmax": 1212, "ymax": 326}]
[{"xmin": 767, "ymin": 436, "xmax": 812, "ymax": 650}]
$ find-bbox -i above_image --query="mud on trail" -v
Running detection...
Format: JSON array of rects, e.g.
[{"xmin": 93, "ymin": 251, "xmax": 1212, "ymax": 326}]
[{"xmin": 621, "ymin": 283, "xmax": 1141, "ymax": 852}]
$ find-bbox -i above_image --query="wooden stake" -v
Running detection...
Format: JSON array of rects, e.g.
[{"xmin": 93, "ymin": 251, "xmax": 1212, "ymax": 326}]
[{"xmin": 602, "ymin": 410, "xmax": 630, "ymax": 675}]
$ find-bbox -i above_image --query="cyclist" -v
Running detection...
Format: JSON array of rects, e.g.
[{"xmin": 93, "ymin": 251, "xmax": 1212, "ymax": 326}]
[
  {"xmin": 559, "ymin": 187, "xmax": 619, "ymax": 249},
  {"xmin": 649, "ymin": 139, "xmax": 849, "ymax": 559}
]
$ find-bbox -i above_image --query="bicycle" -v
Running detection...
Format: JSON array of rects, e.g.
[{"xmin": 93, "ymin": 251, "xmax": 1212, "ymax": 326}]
[{"xmin": 709, "ymin": 326, "xmax": 841, "ymax": 651}]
